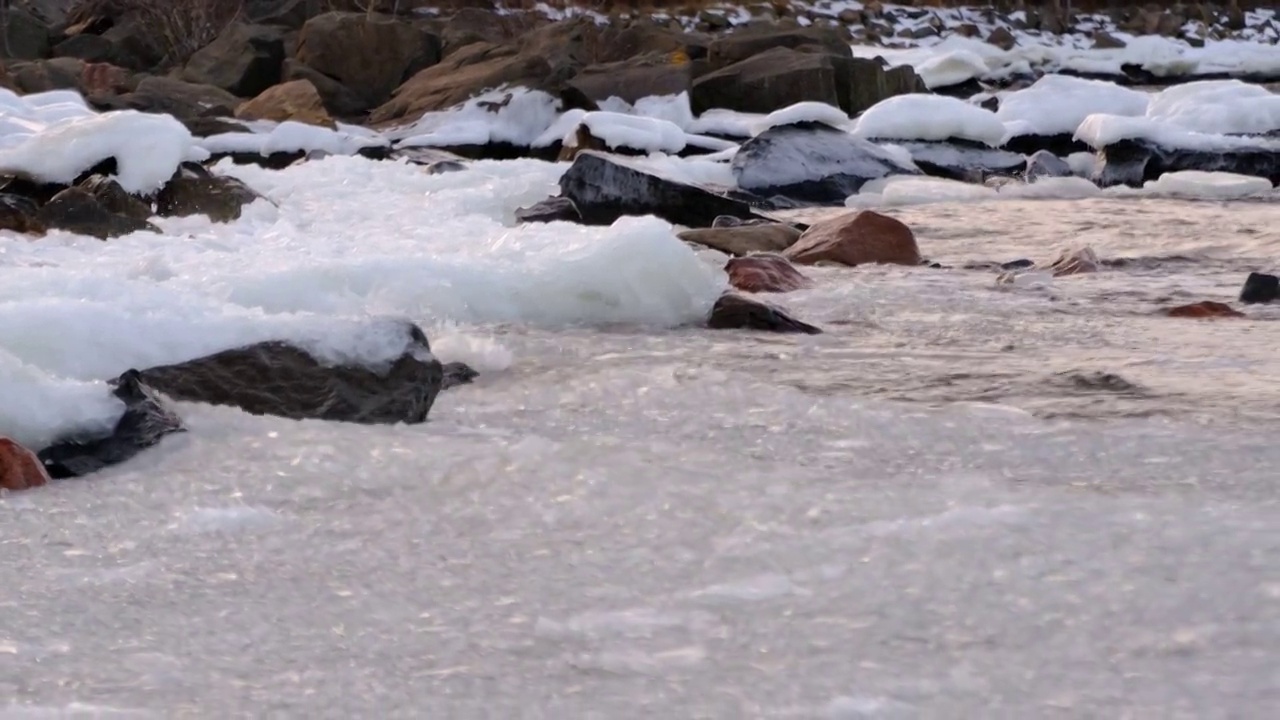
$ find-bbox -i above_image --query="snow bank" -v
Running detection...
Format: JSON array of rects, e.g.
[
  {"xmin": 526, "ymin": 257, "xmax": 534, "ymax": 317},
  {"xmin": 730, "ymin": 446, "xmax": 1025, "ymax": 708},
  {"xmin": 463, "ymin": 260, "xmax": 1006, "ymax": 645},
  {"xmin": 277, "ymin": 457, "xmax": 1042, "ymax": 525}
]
[
  {"xmin": 0, "ymin": 89, "xmax": 207, "ymax": 193},
  {"xmin": 997, "ymin": 75, "xmax": 1149, "ymax": 137},
  {"xmin": 199, "ymin": 120, "xmax": 388, "ymax": 157},
  {"xmin": 854, "ymin": 94, "xmax": 1007, "ymax": 146},
  {"xmin": 1146, "ymin": 80, "xmax": 1280, "ymax": 135},
  {"xmin": 392, "ymin": 87, "xmax": 563, "ymax": 149}
]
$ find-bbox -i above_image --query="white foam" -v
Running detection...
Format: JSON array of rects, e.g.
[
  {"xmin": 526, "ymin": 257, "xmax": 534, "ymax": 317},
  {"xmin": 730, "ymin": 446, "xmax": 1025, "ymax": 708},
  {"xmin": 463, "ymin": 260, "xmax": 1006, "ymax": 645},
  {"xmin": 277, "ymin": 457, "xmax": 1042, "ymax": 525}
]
[
  {"xmin": 997, "ymin": 75, "xmax": 1150, "ymax": 138},
  {"xmin": 854, "ymin": 94, "xmax": 1007, "ymax": 146}
]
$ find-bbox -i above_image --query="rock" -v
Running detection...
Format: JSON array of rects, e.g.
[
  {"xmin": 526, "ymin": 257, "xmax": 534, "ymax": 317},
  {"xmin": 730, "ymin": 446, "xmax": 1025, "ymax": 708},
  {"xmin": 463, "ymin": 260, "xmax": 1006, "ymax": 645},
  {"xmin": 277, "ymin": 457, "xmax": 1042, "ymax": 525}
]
[
  {"xmin": 282, "ymin": 59, "xmax": 369, "ymax": 117},
  {"xmin": 712, "ymin": 215, "xmax": 779, "ymax": 228},
  {"xmin": 52, "ymin": 33, "xmax": 115, "ymax": 63},
  {"xmin": 297, "ymin": 11, "xmax": 442, "ymax": 108},
  {"xmin": 707, "ymin": 292, "xmax": 822, "ymax": 334},
  {"xmin": 784, "ymin": 209, "xmax": 921, "ymax": 267},
  {"xmin": 725, "ymin": 254, "xmax": 812, "ymax": 293},
  {"xmin": 77, "ymin": 175, "xmax": 152, "ymax": 221},
  {"xmin": 182, "ymin": 23, "xmax": 285, "ymax": 98},
  {"xmin": 558, "ymin": 150, "xmax": 765, "ymax": 228},
  {"xmin": 677, "ymin": 224, "xmax": 801, "ymax": 256},
  {"xmin": 442, "ymin": 361, "xmax": 479, "ymax": 389},
  {"xmin": 1092, "ymin": 31, "xmax": 1128, "ymax": 49},
  {"xmin": 234, "ymin": 78, "xmax": 335, "ymax": 128},
  {"xmin": 78, "ymin": 61, "xmax": 135, "ymax": 101},
  {"xmin": 567, "ymin": 55, "xmax": 691, "ymax": 105},
  {"xmin": 515, "ymin": 196, "xmax": 582, "ymax": 224},
  {"xmin": 439, "ymin": 7, "xmax": 520, "ymax": 56},
  {"xmin": 895, "ymin": 141, "xmax": 1027, "ymax": 183},
  {"xmin": 732, "ymin": 122, "xmax": 920, "ymax": 205},
  {"xmin": 707, "ymin": 27, "xmax": 850, "ymax": 68},
  {"xmin": 691, "ymin": 46, "xmax": 841, "ymax": 115},
  {"xmin": 1024, "ymin": 150, "xmax": 1074, "ymax": 181},
  {"xmin": 1046, "ymin": 246, "xmax": 1100, "ymax": 276},
  {"xmin": 0, "ymin": 8, "xmax": 51, "ymax": 60},
  {"xmin": 37, "ymin": 187, "xmax": 159, "ymax": 239},
  {"xmin": 126, "ymin": 322, "xmax": 445, "ymax": 425},
  {"xmin": 0, "ymin": 438, "xmax": 50, "ymax": 491},
  {"xmin": 987, "ymin": 27, "xmax": 1017, "ymax": 50},
  {"xmin": 1239, "ymin": 272, "xmax": 1279, "ymax": 304},
  {"xmin": 1165, "ymin": 300, "xmax": 1245, "ymax": 318},
  {"xmin": 1093, "ymin": 139, "xmax": 1280, "ymax": 188},
  {"xmin": 9, "ymin": 57, "xmax": 84, "ymax": 93},
  {"xmin": 119, "ymin": 76, "xmax": 241, "ymax": 121},
  {"xmin": 425, "ymin": 160, "xmax": 467, "ymax": 175},
  {"xmin": 155, "ymin": 164, "xmax": 264, "ymax": 223},
  {"xmin": 556, "ymin": 123, "xmax": 609, "ymax": 163},
  {"xmin": 97, "ymin": 18, "xmax": 164, "ymax": 71},
  {"xmin": 0, "ymin": 192, "xmax": 46, "ymax": 235},
  {"xmin": 37, "ymin": 371, "xmax": 186, "ymax": 480}
]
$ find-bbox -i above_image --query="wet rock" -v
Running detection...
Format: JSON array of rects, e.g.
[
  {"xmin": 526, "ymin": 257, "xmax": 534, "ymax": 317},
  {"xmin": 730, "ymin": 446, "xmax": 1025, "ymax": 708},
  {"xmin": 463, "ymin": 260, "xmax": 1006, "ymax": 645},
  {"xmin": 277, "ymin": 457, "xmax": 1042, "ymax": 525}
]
[
  {"xmin": 425, "ymin": 160, "xmax": 467, "ymax": 175},
  {"xmin": 515, "ymin": 196, "xmax": 581, "ymax": 224},
  {"xmin": 298, "ymin": 11, "xmax": 442, "ymax": 109},
  {"xmin": 0, "ymin": 438, "xmax": 50, "ymax": 491},
  {"xmin": 784, "ymin": 209, "xmax": 921, "ymax": 267},
  {"xmin": 731, "ymin": 122, "xmax": 919, "ymax": 205},
  {"xmin": 37, "ymin": 371, "xmax": 186, "ymax": 480},
  {"xmin": 1093, "ymin": 139, "xmax": 1280, "ymax": 188},
  {"xmin": 707, "ymin": 292, "xmax": 821, "ymax": 334},
  {"xmin": 1165, "ymin": 301, "xmax": 1245, "ymax": 318},
  {"xmin": 442, "ymin": 361, "xmax": 479, "ymax": 389},
  {"xmin": 234, "ymin": 78, "xmax": 335, "ymax": 128},
  {"xmin": 1239, "ymin": 272, "xmax": 1279, "ymax": 304},
  {"xmin": 182, "ymin": 23, "xmax": 285, "ymax": 98},
  {"xmin": 725, "ymin": 254, "xmax": 812, "ymax": 293},
  {"xmin": 678, "ymin": 224, "xmax": 801, "ymax": 256},
  {"xmin": 77, "ymin": 175, "xmax": 152, "ymax": 222},
  {"xmin": 558, "ymin": 151, "xmax": 764, "ymax": 228},
  {"xmin": 1052, "ymin": 371, "xmax": 1144, "ymax": 395},
  {"xmin": 895, "ymin": 141, "xmax": 1027, "ymax": 183},
  {"xmin": 1046, "ymin": 246, "xmax": 1100, "ymax": 276},
  {"xmin": 37, "ymin": 187, "xmax": 159, "ymax": 239},
  {"xmin": 127, "ymin": 323, "xmax": 445, "ymax": 425},
  {"xmin": 712, "ymin": 215, "xmax": 779, "ymax": 228},
  {"xmin": 1024, "ymin": 150, "xmax": 1074, "ymax": 181},
  {"xmin": 0, "ymin": 193, "xmax": 46, "ymax": 236},
  {"xmin": 155, "ymin": 164, "xmax": 265, "ymax": 223}
]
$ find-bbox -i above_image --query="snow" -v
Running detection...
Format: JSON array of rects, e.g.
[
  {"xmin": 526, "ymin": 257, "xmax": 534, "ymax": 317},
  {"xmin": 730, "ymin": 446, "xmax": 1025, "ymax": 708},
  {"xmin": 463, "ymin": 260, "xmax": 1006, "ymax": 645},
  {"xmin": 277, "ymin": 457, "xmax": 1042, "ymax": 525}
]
[
  {"xmin": 0, "ymin": 90, "xmax": 207, "ymax": 194},
  {"xmin": 1137, "ymin": 170, "xmax": 1275, "ymax": 200},
  {"xmin": 997, "ymin": 75, "xmax": 1150, "ymax": 138},
  {"xmin": 1073, "ymin": 114, "xmax": 1280, "ymax": 151},
  {"xmin": 854, "ymin": 94, "xmax": 1007, "ymax": 146},
  {"xmin": 391, "ymin": 87, "xmax": 563, "ymax": 149},
  {"xmin": 1145, "ymin": 80, "xmax": 1280, "ymax": 136},
  {"xmin": 198, "ymin": 120, "xmax": 389, "ymax": 157},
  {"xmin": 573, "ymin": 112, "xmax": 689, "ymax": 154},
  {"xmin": 750, "ymin": 102, "xmax": 851, "ymax": 134},
  {"xmin": 911, "ymin": 49, "xmax": 992, "ymax": 89}
]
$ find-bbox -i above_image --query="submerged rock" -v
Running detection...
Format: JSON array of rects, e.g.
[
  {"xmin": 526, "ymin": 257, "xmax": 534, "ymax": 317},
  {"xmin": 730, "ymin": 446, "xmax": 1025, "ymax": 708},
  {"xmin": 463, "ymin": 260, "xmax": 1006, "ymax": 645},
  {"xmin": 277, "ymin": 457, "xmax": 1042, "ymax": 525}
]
[
  {"xmin": 126, "ymin": 324, "xmax": 445, "ymax": 425},
  {"xmin": 677, "ymin": 224, "xmax": 801, "ymax": 256},
  {"xmin": 784, "ymin": 210, "xmax": 921, "ymax": 267},
  {"xmin": 725, "ymin": 254, "xmax": 812, "ymax": 293},
  {"xmin": 1045, "ymin": 246, "xmax": 1100, "ymax": 276},
  {"xmin": 156, "ymin": 163, "xmax": 265, "ymax": 223},
  {"xmin": 38, "ymin": 371, "xmax": 186, "ymax": 480},
  {"xmin": 515, "ymin": 196, "xmax": 581, "ymax": 224},
  {"xmin": 559, "ymin": 150, "xmax": 765, "ymax": 227},
  {"xmin": 895, "ymin": 140, "xmax": 1027, "ymax": 183},
  {"xmin": 1092, "ymin": 139, "xmax": 1280, "ymax": 187},
  {"xmin": 707, "ymin": 292, "xmax": 821, "ymax": 334},
  {"xmin": 0, "ymin": 438, "xmax": 50, "ymax": 491},
  {"xmin": 731, "ymin": 122, "xmax": 920, "ymax": 205},
  {"xmin": 37, "ymin": 186, "xmax": 159, "ymax": 239},
  {"xmin": 1165, "ymin": 301, "xmax": 1245, "ymax": 318},
  {"xmin": 1239, "ymin": 272, "xmax": 1279, "ymax": 304}
]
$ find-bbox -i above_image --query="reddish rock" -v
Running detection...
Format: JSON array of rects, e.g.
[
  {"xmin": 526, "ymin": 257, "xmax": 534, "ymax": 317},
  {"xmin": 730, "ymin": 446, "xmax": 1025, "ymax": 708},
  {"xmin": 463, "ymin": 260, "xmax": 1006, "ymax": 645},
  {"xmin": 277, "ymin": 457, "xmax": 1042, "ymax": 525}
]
[
  {"xmin": 726, "ymin": 254, "xmax": 812, "ymax": 293},
  {"xmin": 0, "ymin": 438, "xmax": 50, "ymax": 491},
  {"xmin": 783, "ymin": 209, "xmax": 920, "ymax": 267},
  {"xmin": 80, "ymin": 62, "xmax": 134, "ymax": 99},
  {"xmin": 1046, "ymin": 246, "xmax": 1100, "ymax": 277},
  {"xmin": 1165, "ymin": 301, "xmax": 1245, "ymax": 318}
]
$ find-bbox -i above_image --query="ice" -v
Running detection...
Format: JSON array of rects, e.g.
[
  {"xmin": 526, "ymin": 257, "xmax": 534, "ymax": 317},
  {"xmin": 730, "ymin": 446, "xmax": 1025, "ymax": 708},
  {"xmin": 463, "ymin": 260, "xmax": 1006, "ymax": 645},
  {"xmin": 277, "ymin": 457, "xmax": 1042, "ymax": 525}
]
[
  {"xmin": 391, "ymin": 87, "xmax": 563, "ymax": 149},
  {"xmin": 0, "ymin": 90, "xmax": 206, "ymax": 193},
  {"xmin": 1073, "ymin": 114, "xmax": 1280, "ymax": 151},
  {"xmin": 598, "ymin": 92, "xmax": 698, "ymax": 130},
  {"xmin": 688, "ymin": 108, "xmax": 766, "ymax": 138},
  {"xmin": 1138, "ymin": 170, "xmax": 1275, "ymax": 200},
  {"xmin": 1145, "ymin": 80, "xmax": 1280, "ymax": 136},
  {"xmin": 848, "ymin": 176, "xmax": 998, "ymax": 207},
  {"xmin": 997, "ymin": 75, "xmax": 1150, "ymax": 138},
  {"xmin": 854, "ymin": 94, "xmax": 1007, "ymax": 146},
  {"xmin": 197, "ymin": 120, "xmax": 388, "ymax": 157},
  {"xmin": 750, "ymin": 101, "xmax": 851, "ymax": 134},
  {"xmin": 912, "ymin": 48, "xmax": 991, "ymax": 89}
]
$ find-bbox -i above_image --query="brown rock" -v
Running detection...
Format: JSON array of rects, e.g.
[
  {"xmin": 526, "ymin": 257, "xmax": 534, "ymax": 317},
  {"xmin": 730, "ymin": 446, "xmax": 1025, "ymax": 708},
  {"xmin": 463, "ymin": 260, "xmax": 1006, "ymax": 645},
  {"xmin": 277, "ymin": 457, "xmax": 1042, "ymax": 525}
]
[
  {"xmin": 0, "ymin": 437, "xmax": 50, "ymax": 492},
  {"xmin": 556, "ymin": 124, "xmax": 608, "ymax": 162},
  {"xmin": 725, "ymin": 254, "xmax": 812, "ymax": 293},
  {"xmin": 1046, "ymin": 246, "xmax": 1100, "ymax": 277},
  {"xmin": 783, "ymin": 210, "xmax": 920, "ymax": 267},
  {"xmin": 987, "ymin": 27, "xmax": 1017, "ymax": 50},
  {"xmin": 678, "ymin": 224, "xmax": 802, "ymax": 256},
  {"xmin": 235, "ymin": 79, "xmax": 335, "ymax": 129},
  {"xmin": 296, "ymin": 12, "xmax": 442, "ymax": 109},
  {"xmin": 1165, "ymin": 301, "xmax": 1245, "ymax": 318}
]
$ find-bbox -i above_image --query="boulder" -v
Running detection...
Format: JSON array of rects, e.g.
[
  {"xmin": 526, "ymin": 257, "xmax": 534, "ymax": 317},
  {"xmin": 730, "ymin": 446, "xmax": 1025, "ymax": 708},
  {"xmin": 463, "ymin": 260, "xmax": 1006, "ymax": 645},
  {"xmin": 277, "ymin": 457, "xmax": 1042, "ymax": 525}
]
[
  {"xmin": 1165, "ymin": 301, "xmax": 1244, "ymax": 318},
  {"xmin": 707, "ymin": 292, "xmax": 821, "ymax": 334},
  {"xmin": 1024, "ymin": 150, "xmax": 1074, "ymax": 181},
  {"xmin": 567, "ymin": 55, "xmax": 691, "ymax": 105},
  {"xmin": 1092, "ymin": 139, "xmax": 1280, "ymax": 188},
  {"xmin": 77, "ymin": 175, "xmax": 153, "ymax": 221},
  {"xmin": 895, "ymin": 141, "xmax": 1027, "ymax": 183},
  {"xmin": 37, "ymin": 371, "xmax": 186, "ymax": 480},
  {"xmin": 97, "ymin": 18, "xmax": 164, "ymax": 71},
  {"xmin": 9, "ymin": 57, "xmax": 85, "ymax": 93},
  {"xmin": 126, "ymin": 323, "xmax": 445, "ymax": 425},
  {"xmin": 283, "ymin": 59, "xmax": 369, "ymax": 117},
  {"xmin": 0, "ymin": 438, "xmax": 50, "ymax": 491},
  {"xmin": 691, "ymin": 47, "xmax": 841, "ymax": 115},
  {"xmin": 370, "ymin": 42, "xmax": 551, "ymax": 125},
  {"xmin": 296, "ymin": 11, "xmax": 442, "ymax": 108},
  {"xmin": 784, "ymin": 209, "xmax": 921, "ymax": 267},
  {"xmin": 1045, "ymin": 246, "xmax": 1100, "ymax": 276},
  {"xmin": 1239, "ymin": 272, "xmax": 1279, "ymax": 304},
  {"xmin": 732, "ymin": 122, "xmax": 920, "ymax": 205},
  {"xmin": 52, "ymin": 33, "xmax": 116, "ymax": 63},
  {"xmin": 439, "ymin": 7, "xmax": 521, "ymax": 56},
  {"xmin": 725, "ymin": 254, "xmax": 812, "ymax": 293},
  {"xmin": 558, "ymin": 150, "xmax": 766, "ymax": 228},
  {"xmin": 677, "ymin": 224, "xmax": 801, "ymax": 256},
  {"xmin": 0, "ymin": 8, "xmax": 51, "ymax": 60},
  {"xmin": 0, "ymin": 193, "xmax": 46, "ymax": 236},
  {"xmin": 37, "ymin": 187, "xmax": 159, "ymax": 239},
  {"xmin": 119, "ymin": 76, "xmax": 241, "ymax": 121},
  {"xmin": 515, "ymin": 196, "xmax": 582, "ymax": 224},
  {"xmin": 235, "ymin": 78, "xmax": 335, "ymax": 128},
  {"xmin": 707, "ymin": 27, "xmax": 851, "ymax": 68},
  {"xmin": 156, "ymin": 164, "xmax": 265, "ymax": 223},
  {"xmin": 182, "ymin": 23, "xmax": 286, "ymax": 98}
]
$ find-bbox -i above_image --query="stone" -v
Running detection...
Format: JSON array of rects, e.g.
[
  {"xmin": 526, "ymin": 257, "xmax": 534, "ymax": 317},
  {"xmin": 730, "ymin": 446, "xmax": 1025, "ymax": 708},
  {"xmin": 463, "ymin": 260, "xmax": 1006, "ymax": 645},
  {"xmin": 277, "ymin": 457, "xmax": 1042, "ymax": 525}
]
[
  {"xmin": 725, "ymin": 254, "xmax": 812, "ymax": 293},
  {"xmin": 559, "ymin": 151, "xmax": 765, "ymax": 228},
  {"xmin": 297, "ymin": 11, "xmax": 442, "ymax": 108},
  {"xmin": 37, "ymin": 187, "xmax": 159, "ymax": 239},
  {"xmin": 126, "ymin": 321, "xmax": 445, "ymax": 425},
  {"xmin": 691, "ymin": 46, "xmax": 841, "ymax": 115},
  {"xmin": 234, "ymin": 79, "xmax": 335, "ymax": 128},
  {"xmin": 442, "ymin": 361, "xmax": 479, "ymax": 390},
  {"xmin": 77, "ymin": 175, "xmax": 153, "ymax": 221},
  {"xmin": 37, "ymin": 371, "xmax": 186, "ymax": 480},
  {"xmin": 1024, "ymin": 150, "xmax": 1074, "ymax": 181},
  {"xmin": 712, "ymin": 215, "xmax": 779, "ymax": 228},
  {"xmin": 1239, "ymin": 272, "xmax": 1279, "ymax": 304},
  {"xmin": 677, "ymin": 224, "xmax": 802, "ymax": 256},
  {"xmin": 707, "ymin": 292, "xmax": 822, "ymax": 334},
  {"xmin": 182, "ymin": 23, "xmax": 286, "ymax": 98},
  {"xmin": 425, "ymin": 160, "xmax": 467, "ymax": 175},
  {"xmin": 567, "ymin": 55, "xmax": 691, "ymax": 105},
  {"xmin": 732, "ymin": 122, "xmax": 921, "ymax": 205},
  {"xmin": 283, "ymin": 59, "xmax": 369, "ymax": 117},
  {"xmin": 52, "ymin": 33, "xmax": 115, "ymax": 63},
  {"xmin": 8, "ymin": 57, "xmax": 84, "ymax": 93},
  {"xmin": 987, "ymin": 27, "xmax": 1017, "ymax": 50},
  {"xmin": 784, "ymin": 209, "xmax": 920, "ymax": 267},
  {"xmin": 120, "ymin": 76, "xmax": 241, "ymax": 121},
  {"xmin": 1093, "ymin": 139, "xmax": 1280, "ymax": 188},
  {"xmin": 0, "ymin": 9, "xmax": 51, "ymax": 60},
  {"xmin": 0, "ymin": 438, "xmax": 50, "ymax": 491},
  {"xmin": 1165, "ymin": 301, "xmax": 1245, "ymax": 318},
  {"xmin": 0, "ymin": 193, "xmax": 46, "ymax": 236},
  {"xmin": 1046, "ymin": 246, "xmax": 1100, "ymax": 276},
  {"xmin": 156, "ymin": 164, "xmax": 265, "ymax": 223},
  {"xmin": 1092, "ymin": 31, "xmax": 1128, "ymax": 49},
  {"xmin": 515, "ymin": 196, "xmax": 582, "ymax": 224}
]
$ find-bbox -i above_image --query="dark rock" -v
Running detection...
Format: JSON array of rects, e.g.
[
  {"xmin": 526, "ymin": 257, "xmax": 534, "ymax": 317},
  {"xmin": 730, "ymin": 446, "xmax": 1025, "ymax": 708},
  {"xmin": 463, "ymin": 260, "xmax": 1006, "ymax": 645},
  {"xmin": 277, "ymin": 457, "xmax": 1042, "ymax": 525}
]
[
  {"xmin": 52, "ymin": 33, "xmax": 115, "ymax": 63},
  {"xmin": 0, "ymin": 192, "xmax": 46, "ymax": 236},
  {"xmin": 515, "ymin": 196, "xmax": 581, "ymax": 224},
  {"xmin": 1003, "ymin": 132, "xmax": 1091, "ymax": 158},
  {"xmin": 1239, "ymin": 272, "xmax": 1279, "ymax": 304},
  {"xmin": 37, "ymin": 187, "xmax": 159, "ymax": 239},
  {"xmin": 559, "ymin": 150, "xmax": 766, "ymax": 227},
  {"xmin": 896, "ymin": 140, "xmax": 1027, "ymax": 183},
  {"xmin": 77, "ymin": 175, "xmax": 153, "ymax": 221},
  {"xmin": 677, "ymin": 224, "xmax": 801, "ymax": 256},
  {"xmin": 691, "ymin": 46, "xmax": 842, "ymax": 115},
  {"xmin": 127, "ymin": 322, "xmax": 445, "ymax": 425},
  {"xmin": 120, "ymin": 76, "xmax": 241, "ymax": 120},
  {"xmin": 297, "ymin": 11, "xmax": 442, "ymax": 108},
  {"xmin": 442, "ymin": 361, "xmax": 479, "ymax": 389},
  {"xmin": 156, "ymin": 164, "xmax": 265, "ymax": 223},
  {"xmin": 9, "ymin": 56, "xmax": 83, "ymax": 93},
  {"xmin": 707, "ymin": 292, "xmax": 822, "ymax": 334},
  {"xmin": 0, "ymin": 9, "xmax": 51, "ymax": 60},
  {"xmin": 98, "ymin": 18, "xmax": 164, "ymax": 71},
  {"xmin": 712, "ymin": 215, "xmax": 778, "ymax": 228},
  {"xmin": 1001, "ymin": 258, "xmax": 1036, "ymax": 271},
  {"xmin": 425, "ymin": 160, "xmax": 467, "ymax": 175},
  {"xmin": 182, "ymin": 23, "xmax": 286, "ymax": 98},
  {"xmin": 283, "ymin": 59, "xmax": 369, "ymax": 117},
  {"xmin": 731, "ymin": 121, "xmax": 920, "ymax": 205},
  {"xmin": 1023, "ymin": 150, "xmax": 1074, "ymax": 181},
  {"xmin": 987, "ymin": 27, "xmax": 1017, "ymax": 50},
  {"xmin": 568, "ymin": 55, "xmax": 691, "ymax": 104},
  {"xmin": 1093, "ymin": 139, "xmax": 1280, "ymax": 188},
  {"xmin": 37, "ymin": 371, "xmax": 186, "ymax": 480},
  {"xmin": 707, "ymin": 27, "xmax": 850, "ymax": 68},
  {"xmin": 183, "ymin": 116, "xmax": 254, "ymax": 138}
]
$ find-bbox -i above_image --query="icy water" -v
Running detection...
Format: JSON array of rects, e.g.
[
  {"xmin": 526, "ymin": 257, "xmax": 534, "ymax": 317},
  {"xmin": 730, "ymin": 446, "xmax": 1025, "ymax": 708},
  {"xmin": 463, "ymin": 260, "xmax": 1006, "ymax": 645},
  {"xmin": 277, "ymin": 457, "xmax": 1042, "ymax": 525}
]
[{"xmin": 2, "ymin": 157, "xmax": 1279, "ymax": 718}]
